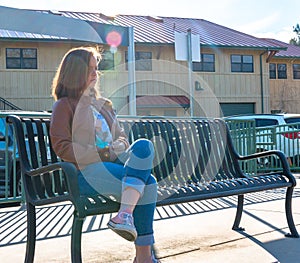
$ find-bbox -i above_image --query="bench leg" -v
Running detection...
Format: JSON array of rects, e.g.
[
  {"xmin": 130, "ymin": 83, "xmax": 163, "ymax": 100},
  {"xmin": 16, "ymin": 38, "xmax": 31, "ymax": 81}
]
[
  {"xmin": 71, "ymin": 213, "xmax": 84, "ymax": 263},
  {"xmin": 25, "ymin": 203, "xmax": 36, "ymax": 263},
  {"xmin": 232, "ymin": 194, "xmax": 245, "ymax": 231},
  {"xmin": 285, "ymin": 187, "xmax": 299, "ymax": 238}
]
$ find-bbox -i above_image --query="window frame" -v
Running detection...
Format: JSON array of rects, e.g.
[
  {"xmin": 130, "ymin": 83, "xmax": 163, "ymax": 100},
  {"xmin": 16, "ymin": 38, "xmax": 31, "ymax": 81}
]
[
  {"xmin": 192, "ymin": 53, "xmax": 215, "ymax": 72},
  {"xmin": 269, "ymin": 63, "xmax": 276, "ymax": 79},
  {"xmin": 125, "ymin": 51, "xmax": 152, "ymax": 71},
  {"xmin": 269, "ymin": 63, "xmax": 288, "ymax": 79},
  {"xmin": 6, "ymin": 48, "xmax": 37, "ymax": 69},
  {"xmin": 231, "ymin": 54, "xmax": 253, "ymax": 73},
  {"xmin": 293, "ymin": 64, "xmax": 300, "ymax": 79},
  {"xmin": 277, "ymin": 63, "xmax": 287, "ymax": 79},
  {"xmin": 98, "ymin": 50, "xmax": 115, "ymax": 71}
]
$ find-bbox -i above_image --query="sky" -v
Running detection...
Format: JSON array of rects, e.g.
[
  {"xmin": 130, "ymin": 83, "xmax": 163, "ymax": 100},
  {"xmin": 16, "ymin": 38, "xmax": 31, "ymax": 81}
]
[{"xmin": 0, "ymin": 0, "xmax": 299, "ymax": 43}]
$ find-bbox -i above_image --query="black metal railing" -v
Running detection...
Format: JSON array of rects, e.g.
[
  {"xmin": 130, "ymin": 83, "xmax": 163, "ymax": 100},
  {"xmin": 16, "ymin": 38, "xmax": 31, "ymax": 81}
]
[{"xmin": 0, "ymin": 97, "xmax": 22, "ymax": 110}]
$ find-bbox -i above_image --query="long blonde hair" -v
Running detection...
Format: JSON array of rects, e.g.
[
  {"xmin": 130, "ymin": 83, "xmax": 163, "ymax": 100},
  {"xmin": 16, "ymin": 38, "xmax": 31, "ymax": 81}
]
[{"xmin": 52, "ymin": 46, "xmax": 101, "ymax": 101}]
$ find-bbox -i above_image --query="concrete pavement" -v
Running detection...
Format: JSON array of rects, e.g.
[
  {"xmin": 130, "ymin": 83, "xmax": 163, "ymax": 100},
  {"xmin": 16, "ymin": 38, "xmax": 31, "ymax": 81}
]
[{"xmin": 1, "ymin": 177, "xmax": 299, "ymax": 263}]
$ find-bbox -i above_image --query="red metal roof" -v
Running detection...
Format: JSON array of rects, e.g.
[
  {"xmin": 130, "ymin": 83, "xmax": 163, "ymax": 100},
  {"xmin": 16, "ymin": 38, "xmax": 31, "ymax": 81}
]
[
  {"xmin": 0, "ymin": 8, "xmax": 288, "ymax": 51},
  {"xmin": 114, "ymin": 15, "xmax": 282, "ymax": 49},
  {"xmin": 136, "ymin": 95, "xmax": 190, "ymax": 108},
  {"xmin": 58, "ymin": 11, "xmax": 285, "ymax": 49},
  {"xmin": 261, "ymin": 38, "xmax": 300, "ymax": 58}
]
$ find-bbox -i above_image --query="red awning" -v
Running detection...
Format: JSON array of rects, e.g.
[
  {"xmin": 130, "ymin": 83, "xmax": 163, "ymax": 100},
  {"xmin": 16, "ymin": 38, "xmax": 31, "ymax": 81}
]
[{"xmin": 135, "ymin": 95, "xmax": 190, "ymax": 109}]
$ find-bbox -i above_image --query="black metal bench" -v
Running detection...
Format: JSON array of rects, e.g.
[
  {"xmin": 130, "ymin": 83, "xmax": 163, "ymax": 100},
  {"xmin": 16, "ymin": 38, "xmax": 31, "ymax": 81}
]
[{"xmin": 7, "ymin": 115, "xmax": 299, "ymax": 263}]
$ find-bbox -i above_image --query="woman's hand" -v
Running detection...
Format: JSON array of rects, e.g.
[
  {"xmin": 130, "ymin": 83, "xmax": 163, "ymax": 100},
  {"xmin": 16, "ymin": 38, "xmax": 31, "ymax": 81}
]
[{"xmin": 111, "ymin": 140, "xmax": 126, "ymax": 155}]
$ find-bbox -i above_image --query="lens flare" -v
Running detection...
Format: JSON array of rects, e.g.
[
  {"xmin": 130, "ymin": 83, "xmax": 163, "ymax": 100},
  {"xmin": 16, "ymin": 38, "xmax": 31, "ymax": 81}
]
[{"xmin": 106, "ymin": 31, "xmax": 122, "ymax": 48}]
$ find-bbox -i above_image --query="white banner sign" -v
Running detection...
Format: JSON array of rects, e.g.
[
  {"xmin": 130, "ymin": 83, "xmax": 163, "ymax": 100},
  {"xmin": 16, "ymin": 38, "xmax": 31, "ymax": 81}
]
[{"xmin": 174, "ymin": 31, "xmax": 201, "ymax": 62}]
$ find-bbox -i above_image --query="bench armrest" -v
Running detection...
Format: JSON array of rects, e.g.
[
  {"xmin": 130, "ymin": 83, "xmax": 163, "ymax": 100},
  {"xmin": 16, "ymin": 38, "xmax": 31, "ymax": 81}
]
[
  {"xmin": 26, "ymin": 162, "xmax": 82, "ymax": 205},
  {"xmin": 237, "ymin": 150, "xmax": 296, "ymax": 186}
]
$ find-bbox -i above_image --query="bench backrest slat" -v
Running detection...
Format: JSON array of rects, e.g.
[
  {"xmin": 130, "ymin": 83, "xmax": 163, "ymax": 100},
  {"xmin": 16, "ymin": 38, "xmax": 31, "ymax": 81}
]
[
  {"xmin": 23, "ymin": 119, "xmax": 48, "ymax": 199},
  {"xmin": 149, "ymin": 120, "xmax": 168, "ymax": 184},
  {"xmin": 45, "ymin": 121, "xmax": 65, "ymax": 195},
  {"xmin": 34, "ymin": 119, "xmax": 55, "ymax": 198},
  {"xmin": 174, "ymin": 120, "xmax": 192, "ymax": 185},
  {"xmin": 186, "ymin": 120, "xmax": 202, "ymax": 183},
  {"xmin": 161, "ymin": 120, "xmax": 184, "ymax": 185},
  {"xmin": 195, "ymin": 120, "xmax": 212, "ymax": 182}
]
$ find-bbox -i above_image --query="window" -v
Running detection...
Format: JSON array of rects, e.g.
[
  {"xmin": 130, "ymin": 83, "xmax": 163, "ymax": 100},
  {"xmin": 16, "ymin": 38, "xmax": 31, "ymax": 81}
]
[
  {"xmin": 231, "ymin": 55, "xmax": 253, "ymax": 72},
  {"xmin": 192, "ymin": 54, "xmax": 215, "ymax": 72},
  {"xmin": 277, "ymin": 64, "xmax": 287, "ymax": 79},
  {"xmin": 255, "ymin": 119, "xmax": 278, "ymax": 127},
  {"xmin": 269, "ymin": 63, "xmax": 276, "ymax": 79},
  {"xmin": 269, "ymin": 63, "xmax": 287, "ymax": 79},
  {"xmin": 6, "ymin": 48, "xmax": 37, "ymax": 69},
  {"xmin": 125, "ymin": 51, "xmax": 152, "ymax": 71},
  {"xmin": 293, "ymin": 64, "xmax": 300, "ymax": 79},
  {"xmin": 98, "ymin": 50, "xmax": 114, "ymax": 70},
  {"xmin": 285, "ymin": 117, "xmax": 300, "ymax": 124}
]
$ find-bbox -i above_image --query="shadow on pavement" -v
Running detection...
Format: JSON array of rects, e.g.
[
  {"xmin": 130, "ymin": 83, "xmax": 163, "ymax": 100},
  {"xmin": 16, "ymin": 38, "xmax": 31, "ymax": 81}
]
[{"xmin": 1, "ymin": 187, "xmax": 299, "ymax": 248}]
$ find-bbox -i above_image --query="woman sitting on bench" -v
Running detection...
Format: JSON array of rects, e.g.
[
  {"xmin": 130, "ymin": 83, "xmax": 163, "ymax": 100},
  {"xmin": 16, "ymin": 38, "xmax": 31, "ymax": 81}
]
[{"xmin": 50, "ymin": 46, "xmax": 159, "ymax": 263}]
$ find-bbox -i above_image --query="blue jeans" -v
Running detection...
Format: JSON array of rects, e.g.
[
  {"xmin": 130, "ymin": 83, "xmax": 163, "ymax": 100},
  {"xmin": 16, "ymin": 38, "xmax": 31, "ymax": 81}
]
[{"xmin": 78, "ymin": 138, "xmax": 157, "ymax": 246}]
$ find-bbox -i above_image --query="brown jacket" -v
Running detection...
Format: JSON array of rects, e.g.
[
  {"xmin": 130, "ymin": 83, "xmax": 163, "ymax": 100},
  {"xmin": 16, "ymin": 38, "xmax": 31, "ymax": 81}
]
[{"xmin": 50, "ymin": 96, "xmax": 129, "ymax": 169}]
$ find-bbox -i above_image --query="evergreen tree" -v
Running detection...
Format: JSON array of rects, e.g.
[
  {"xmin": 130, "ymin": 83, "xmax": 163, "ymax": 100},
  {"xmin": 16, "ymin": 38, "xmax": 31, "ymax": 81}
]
[{"xmin": 290, "ymin": 24, "xmax": 300, "ymax": 46}]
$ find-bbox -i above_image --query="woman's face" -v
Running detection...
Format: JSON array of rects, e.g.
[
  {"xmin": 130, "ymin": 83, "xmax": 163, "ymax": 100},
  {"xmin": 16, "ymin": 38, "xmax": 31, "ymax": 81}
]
[{"xmin": 86, "ymin": 55, "xmax": 98, "ymax": 89}]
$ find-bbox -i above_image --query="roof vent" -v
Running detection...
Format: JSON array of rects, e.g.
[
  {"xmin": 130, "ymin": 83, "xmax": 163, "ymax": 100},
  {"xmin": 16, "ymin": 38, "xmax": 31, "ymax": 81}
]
[
  {"xmin": 49, "ymin": 10, "xmax": 62, "ymax": 16},
  {"xmin": 98, "ymin": 13, "xmax": 115, "ymax": 21},
  {"xmin": 146, "ymin": 16, "xmax": 163, "ymax": 23}
]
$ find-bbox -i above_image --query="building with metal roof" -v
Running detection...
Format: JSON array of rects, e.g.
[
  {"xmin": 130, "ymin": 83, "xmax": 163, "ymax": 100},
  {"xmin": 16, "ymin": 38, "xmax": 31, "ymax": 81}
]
[
  {"xmin": 260, "ymin": 38, "xmax": 300, "ymax": 113},
  {"xmin": 1, "ymin": 6, "xmax": 300, "ymax": 115}
]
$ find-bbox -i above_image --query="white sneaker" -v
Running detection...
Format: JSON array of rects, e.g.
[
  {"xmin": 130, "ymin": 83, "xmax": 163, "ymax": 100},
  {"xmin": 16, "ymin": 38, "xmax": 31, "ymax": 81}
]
[{"xmin": 107, "ymin": 212, "xmax": 137, "ymax": 242}]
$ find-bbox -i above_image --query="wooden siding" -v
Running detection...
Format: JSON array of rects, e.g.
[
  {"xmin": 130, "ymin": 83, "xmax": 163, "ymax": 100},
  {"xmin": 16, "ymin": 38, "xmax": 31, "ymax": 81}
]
[
  {"xmin": 269, "ymin": 57, "xmax": 300, "ymax": 113},
  {"xmin": 0, "ymin": 42, "xmax": 73, "ymax": 111},
  {"xmin": 1, "ymin": 41, "xmax": 271, "ymax": 117}
]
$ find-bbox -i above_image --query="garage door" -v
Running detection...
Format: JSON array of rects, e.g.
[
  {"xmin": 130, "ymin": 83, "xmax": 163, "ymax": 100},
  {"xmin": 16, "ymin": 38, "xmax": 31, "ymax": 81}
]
[{"xmin": 220, "ymin": 103, "xmax": 255, "ymax": 117}]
